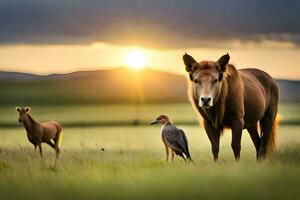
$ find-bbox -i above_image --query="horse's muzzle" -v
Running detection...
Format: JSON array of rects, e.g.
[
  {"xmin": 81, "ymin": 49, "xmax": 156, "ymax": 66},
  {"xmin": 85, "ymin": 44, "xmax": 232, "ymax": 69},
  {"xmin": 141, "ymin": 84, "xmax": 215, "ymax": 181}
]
[{"xmin": 199, "ymin": 96, "xmax": 213, "ymax": 108}]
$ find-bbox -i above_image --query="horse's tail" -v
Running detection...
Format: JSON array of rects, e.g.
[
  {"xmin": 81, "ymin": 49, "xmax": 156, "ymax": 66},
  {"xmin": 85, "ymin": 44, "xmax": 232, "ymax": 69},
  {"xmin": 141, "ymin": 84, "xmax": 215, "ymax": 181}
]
[
  {"xmin": 266, "ymin": 115, "xmax": 280, "ymax": 154},
  {"xmin": 57, "ymin": 129, "xmax": 63, "ymax": 147}
]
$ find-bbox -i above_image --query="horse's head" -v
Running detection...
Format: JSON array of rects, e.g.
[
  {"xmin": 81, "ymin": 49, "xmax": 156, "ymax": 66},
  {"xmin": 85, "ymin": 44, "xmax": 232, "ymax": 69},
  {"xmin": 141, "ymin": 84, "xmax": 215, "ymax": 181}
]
[
  {"xmin": 183, "ymin": 53, "xmax": 230, "ymax": 108},
  {"xmin": 15, "ymin": 106, "xmax": 31, "ymax": 123}
]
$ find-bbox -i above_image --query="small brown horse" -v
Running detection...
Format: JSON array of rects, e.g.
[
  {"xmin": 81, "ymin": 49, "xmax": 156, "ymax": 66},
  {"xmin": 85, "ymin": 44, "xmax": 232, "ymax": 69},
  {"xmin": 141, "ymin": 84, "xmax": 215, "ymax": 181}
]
[
  {"xmin": 15, "ymin": 106, "xmax": 63, "ymax": 161},
  {"xmin": 183, "ymin": 53, "xmax": 279, "ymax": 160}
]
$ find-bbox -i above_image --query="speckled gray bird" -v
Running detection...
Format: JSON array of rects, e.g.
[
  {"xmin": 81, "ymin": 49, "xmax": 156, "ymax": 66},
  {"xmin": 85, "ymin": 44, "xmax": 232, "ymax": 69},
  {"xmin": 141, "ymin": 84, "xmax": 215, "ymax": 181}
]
[{"xmin": 150, "ymin": 115, "xmax": 193, "ymax": 162}]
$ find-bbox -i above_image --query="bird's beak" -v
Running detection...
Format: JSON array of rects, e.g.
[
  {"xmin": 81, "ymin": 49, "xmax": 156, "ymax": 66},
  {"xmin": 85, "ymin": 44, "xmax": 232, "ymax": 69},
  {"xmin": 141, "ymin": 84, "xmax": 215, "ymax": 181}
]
[{"xmin": 150, "ymin": 120, "xmax": 159, "ymax": 125}]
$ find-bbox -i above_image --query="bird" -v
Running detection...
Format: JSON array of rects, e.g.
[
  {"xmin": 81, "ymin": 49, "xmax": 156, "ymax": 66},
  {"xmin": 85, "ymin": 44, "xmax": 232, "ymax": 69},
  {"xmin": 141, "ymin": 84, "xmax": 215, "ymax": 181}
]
[{"xmin": 150, "ymin": 114, "xmax": 193, "ymax": 162}]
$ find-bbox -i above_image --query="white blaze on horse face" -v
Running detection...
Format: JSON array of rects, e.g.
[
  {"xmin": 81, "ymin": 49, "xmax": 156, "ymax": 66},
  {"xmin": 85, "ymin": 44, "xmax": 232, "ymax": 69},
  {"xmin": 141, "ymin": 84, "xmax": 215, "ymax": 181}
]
[
  {"xmin": 198, "ymin": 83, "xmax": 214, "ymax": 108},
  {"xmin": 193, "ymin": 71, "xmax": 220, "ymax": 108}
]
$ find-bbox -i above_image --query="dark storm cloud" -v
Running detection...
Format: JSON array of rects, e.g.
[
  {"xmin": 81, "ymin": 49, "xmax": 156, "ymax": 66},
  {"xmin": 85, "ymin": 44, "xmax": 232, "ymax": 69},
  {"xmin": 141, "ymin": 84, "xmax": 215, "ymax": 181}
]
[{"xmin": 0, "ymin": 0, "xmax": 299, "ymax": 48}]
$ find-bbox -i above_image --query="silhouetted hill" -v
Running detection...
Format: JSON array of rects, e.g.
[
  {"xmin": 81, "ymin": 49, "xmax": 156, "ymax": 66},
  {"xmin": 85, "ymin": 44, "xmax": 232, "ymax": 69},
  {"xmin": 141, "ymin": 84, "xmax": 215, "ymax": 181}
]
[
  {"xmin": 0, "ymin": 68, "xmax": 299, "ymax": 105},
  {"xmin": 276, "ymin": 79, "xmax": 300, "ymax": 103},
  {"xmin": 0, "ymin": 71, "xmax": 41, "ymax": 80},
  {"xmin": 0, "ymin": 68, "xmax": 188, "ymax": 105}
]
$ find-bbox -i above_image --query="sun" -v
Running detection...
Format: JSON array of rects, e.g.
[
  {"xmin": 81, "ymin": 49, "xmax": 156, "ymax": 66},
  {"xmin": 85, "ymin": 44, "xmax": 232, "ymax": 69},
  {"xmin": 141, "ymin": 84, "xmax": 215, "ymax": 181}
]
[{"xmin": 125, "ymin": 50, "xmax": 147, "ymax": 69}]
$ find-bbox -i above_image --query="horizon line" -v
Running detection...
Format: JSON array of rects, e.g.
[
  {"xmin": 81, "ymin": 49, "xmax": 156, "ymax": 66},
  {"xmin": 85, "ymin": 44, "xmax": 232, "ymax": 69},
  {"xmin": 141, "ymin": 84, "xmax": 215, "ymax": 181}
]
[{"xmin": 0, "ymin": 67, "xmax": 299, "ymax": 81}]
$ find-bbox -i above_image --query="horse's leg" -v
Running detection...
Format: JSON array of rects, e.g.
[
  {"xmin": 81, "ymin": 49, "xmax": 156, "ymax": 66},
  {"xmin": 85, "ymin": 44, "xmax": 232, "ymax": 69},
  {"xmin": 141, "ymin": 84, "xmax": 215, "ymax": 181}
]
[
  {"xmin": 32, "ymin": 143, "xmax": 37, "ymax": 157},
  {"xmin": 258, "ymin": 108, "xmax": 277, "ymax": 158},
  {"xmin": 204, "ymin": 120, "xmax": 220, "ymax": 161},
  {"xmin": 257, "ymin": 98, "xmax": 278, "ymax": 159},
  {"xmin": 38, "ymin": 144, "xmax": 43, "ymax": 158},
  {"xmin": 47, "ymin": 140, "xmax": 57, "ymax": 164},
  {"xmin": 258, "ymin": 117, "xmax": 273, "ymax": 158},
  {"xmin": 247, "ymin": 124, "xmax": 261, "ymax": 158},
  {"xmin": 54, "ymin": 144, "xmax": 60, "ymax": 161},
  {"xmin": 46, "ymin": 141, "xmax": 55, "ymax": 149},
  {"xmin": 231, "ymin": 120, "xmax": 243, "ymax": 161},
  {"xmin": 53, "ymin": 132, "xmax": 61, "ymax": 162}
]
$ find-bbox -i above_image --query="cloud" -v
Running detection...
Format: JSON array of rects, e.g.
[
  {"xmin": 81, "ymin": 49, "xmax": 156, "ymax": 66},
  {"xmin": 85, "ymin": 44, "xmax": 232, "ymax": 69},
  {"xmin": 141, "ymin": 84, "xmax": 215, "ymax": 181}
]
[{"xmin": 0, "ymin": 0, "xmax": 299, "ymax": 49}]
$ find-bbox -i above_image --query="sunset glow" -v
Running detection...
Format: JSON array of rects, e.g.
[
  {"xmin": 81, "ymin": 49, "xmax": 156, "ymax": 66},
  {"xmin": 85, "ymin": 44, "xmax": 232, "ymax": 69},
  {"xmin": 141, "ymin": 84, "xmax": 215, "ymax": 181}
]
[
  {"xmin": 0, "ymin": 43, "xmax": 299, "ymax": 79},
  {"xmin": 125, "ymin": 50, "xmax": 147, "ymax": 69}
]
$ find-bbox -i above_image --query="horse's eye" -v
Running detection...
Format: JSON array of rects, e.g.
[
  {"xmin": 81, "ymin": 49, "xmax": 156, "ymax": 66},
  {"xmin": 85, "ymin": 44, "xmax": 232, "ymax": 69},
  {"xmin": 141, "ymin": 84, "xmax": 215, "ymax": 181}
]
[
  {"xmin": 213, "ymin": 78, "xmax": 218, "ymax": 84},
  {"xmin": 194, "ymin": 79, "xmax": 201, "ymax": 84}
]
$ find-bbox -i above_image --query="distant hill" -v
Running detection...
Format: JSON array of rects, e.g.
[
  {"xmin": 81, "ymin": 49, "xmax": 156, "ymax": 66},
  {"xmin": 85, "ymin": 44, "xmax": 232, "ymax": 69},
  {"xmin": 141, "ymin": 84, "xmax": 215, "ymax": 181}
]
[
  {"xmin": 276, "ymin": 79, "xmax": 300, "ymax": 103},
  {"xmin": 0, "ymin": 71, "xmax": 41, "ymax": 80},
  {"xmin": 0, "ymin": 68, "xmax": 299, "ymax": 105},
  {"xmin": 0, "ymin": 68, "xmax": 188, "ymax": 105}
]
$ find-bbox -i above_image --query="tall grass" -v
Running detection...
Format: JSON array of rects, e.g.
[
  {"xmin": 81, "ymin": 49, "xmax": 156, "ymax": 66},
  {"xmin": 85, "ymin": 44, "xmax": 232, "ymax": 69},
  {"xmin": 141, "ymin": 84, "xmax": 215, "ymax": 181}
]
[{"xmin": 0, "ymin": 125, "xmax": 299, "ymax": 200}]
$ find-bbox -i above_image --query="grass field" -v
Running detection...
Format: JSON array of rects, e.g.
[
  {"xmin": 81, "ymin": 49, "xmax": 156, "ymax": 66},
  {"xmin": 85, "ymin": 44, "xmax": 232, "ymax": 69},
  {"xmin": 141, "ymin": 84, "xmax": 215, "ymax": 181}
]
[
  {"xmin": 0, "ymin": 103, "xmax": 299, "ymax": 199},
  {"xmin": 0, "ymin": 103, "xmax": 299, "ymax": 126}
]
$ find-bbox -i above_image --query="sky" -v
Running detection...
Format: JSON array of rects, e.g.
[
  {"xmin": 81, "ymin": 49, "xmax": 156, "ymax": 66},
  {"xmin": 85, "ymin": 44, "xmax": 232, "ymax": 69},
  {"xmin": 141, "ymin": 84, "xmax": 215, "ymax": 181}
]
[{"xmin": 0, "ymin": 0, "xmax": 299, "ymax": 79}]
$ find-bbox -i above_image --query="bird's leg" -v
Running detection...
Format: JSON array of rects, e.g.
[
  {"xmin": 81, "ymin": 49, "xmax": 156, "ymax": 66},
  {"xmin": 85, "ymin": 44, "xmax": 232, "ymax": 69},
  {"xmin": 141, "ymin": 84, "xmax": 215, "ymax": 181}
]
[
  {"xmin": 171, "ymin": 150, "xmax": 175, "ymax": 162},
  {"xmin": 164, "ymin": 143, "xmax": 169, "ymax": 162}
]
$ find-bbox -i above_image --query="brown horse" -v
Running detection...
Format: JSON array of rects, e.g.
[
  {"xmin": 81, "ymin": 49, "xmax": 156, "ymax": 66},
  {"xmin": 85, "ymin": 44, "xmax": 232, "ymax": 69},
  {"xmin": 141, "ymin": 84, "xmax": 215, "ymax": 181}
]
[
  {"xmin": 183, "ymin": 53, "xmax": 279, "ymax": 160},
  {"xmin": 15, "ymin": 106, "xmax": 63, "ymax": 162}
]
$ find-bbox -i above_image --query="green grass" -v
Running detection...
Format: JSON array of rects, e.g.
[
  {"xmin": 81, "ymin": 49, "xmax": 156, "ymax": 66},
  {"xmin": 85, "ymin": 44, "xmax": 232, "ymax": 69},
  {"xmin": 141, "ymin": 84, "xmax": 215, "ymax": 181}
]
[
  {"xmin": 0, "ymin": 103, "xmax": 299, "ymax": 199},
  {"xmin": 1, "ymin": 103, "xmax": 299, "ymax": 126},
  {"xmin": 0, "ymin": 104, "xmax": 196, "ymax": 124},
  {"xmin": 0, "ymin": 125, "xmax": 299, "ymax": 200}
]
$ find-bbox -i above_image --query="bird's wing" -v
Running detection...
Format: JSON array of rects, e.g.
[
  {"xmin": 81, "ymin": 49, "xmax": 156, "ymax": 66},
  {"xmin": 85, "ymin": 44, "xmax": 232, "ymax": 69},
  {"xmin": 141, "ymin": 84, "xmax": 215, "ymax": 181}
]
[
  {"xmin": 163, "ymin": 125, "xmax": 186, "ymax": 153},
  {"xmin": 179, "ymin": 129, "xmax": 188, "ymax": 147}
]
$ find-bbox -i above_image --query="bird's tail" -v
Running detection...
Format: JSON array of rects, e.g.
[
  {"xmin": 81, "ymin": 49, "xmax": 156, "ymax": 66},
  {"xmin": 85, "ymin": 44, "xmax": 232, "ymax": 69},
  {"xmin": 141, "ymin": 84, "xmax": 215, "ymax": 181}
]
[
  {"xmin": 186, "ymin": 156, "xmax": 195, "ymax": 164},
  {"xmin": 187, "ymin": 156, "xmax": 193, "ymax": 162},
  {"xmin": 185, "ymin": 149, "xmax": 195, "ymax": 164}
]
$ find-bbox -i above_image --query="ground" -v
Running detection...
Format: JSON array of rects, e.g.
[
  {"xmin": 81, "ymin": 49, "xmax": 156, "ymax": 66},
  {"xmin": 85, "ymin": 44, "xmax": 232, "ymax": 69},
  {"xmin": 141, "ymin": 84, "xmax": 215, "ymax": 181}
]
[{"xmin": 0, "ymin": 104, "xmax": 299, "ymax": 199}]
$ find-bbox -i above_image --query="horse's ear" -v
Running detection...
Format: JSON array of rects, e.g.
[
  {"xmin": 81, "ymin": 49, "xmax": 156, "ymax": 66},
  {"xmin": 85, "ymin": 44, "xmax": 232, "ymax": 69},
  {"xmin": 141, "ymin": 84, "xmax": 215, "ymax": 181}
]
[
  {"xmin": 189, "ymin": 73, "xmax": 193, "ymax": 81},
  {"xmin": 183, "ymin": 53, "xmax": 198, "ymax": 72},
  {"xmin": 217, "ymin": 53, "xmax": 230, "ymax": 72},
  {"xmin": 15, "ymin": 106, "xmax": 21, "ymax": 112},
  {"xmin": 24, "ymin": 106, "xmax": 31, "ymax": 113}
]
